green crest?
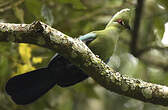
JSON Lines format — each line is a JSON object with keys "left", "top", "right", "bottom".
{"left": 106, "top": 8, "right": 135, "bottom": 30}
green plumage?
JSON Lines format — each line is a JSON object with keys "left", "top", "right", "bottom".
{"left": 80, "top": 8, "right": 132, "bottom": 61}
{"left": 88, "top": 26, "right": 122, "bottom": 61}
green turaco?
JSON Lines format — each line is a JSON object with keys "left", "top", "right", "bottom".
{"left": 6, "top": 8, "right": 132, "bottom": 105}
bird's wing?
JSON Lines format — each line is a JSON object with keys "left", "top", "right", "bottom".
{"left": 48, "top": 54, "right": 88, "bottom": 87}
{"left": 79, "top": 32, "right": 97, "bottom": 45}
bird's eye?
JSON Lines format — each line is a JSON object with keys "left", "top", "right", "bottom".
{"left": 116, "top": 19, "right": 124, "bottom": 25}
{"left": 116, "top": 19, "right": 130, "bottom": 30}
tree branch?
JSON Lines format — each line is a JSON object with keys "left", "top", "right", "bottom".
{"left": 130, "top": 0, "right": 144, "bottom": 57}
{"left": 1, "top": 21, "right": 168, "bottom": 106}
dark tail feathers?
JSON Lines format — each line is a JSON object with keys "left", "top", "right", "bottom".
{"left": 5, "top": 68, "right": 56, "bottom": 105}
{"left": 6, "top": 55, "right": 88, "bottom": 105}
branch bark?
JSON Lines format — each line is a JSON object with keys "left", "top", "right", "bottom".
{"left": 1, "top": 21, "right": 168, "bottom": 106}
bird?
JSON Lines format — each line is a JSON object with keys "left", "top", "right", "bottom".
{"left": 5, "top": 8, "right": 132, "bottom": 105}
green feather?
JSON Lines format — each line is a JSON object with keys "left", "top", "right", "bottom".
{"left": 80, "top": 8, "right": 133, "bottom": 61}
{"left": 88, "top": 26, "right": 121, "bottom": 61}
{"left": 106, "top": 8, "right": 134, "bottom": 29}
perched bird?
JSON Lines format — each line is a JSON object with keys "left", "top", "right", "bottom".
{"left": 6, "top": 8, "right": 132, "bottom": 105}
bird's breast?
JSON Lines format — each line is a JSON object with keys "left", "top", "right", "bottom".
{"left": 88, "top": 35, "right": 115, "bottom": 61}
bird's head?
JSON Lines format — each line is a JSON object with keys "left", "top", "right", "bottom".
{"left": 105, "top": 8, "right": 134, "bottom": 30}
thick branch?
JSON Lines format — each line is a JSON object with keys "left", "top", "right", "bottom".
{"left": 0, "top": 21, "right": 168, "bottom": 106}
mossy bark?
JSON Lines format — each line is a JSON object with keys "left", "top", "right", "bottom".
{"left": 1, "top": 21, "right": 168, "bottom": 106}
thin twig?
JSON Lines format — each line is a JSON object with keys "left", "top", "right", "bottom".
{"left": 0, "top": 0, "right": 24, "bottom": 13}
{"left": 130, "top": 0, "right": 144, "bottom": 57}
{"left": 0, "top": 1, "right": 11, "bottom": 8}
{"left": 70, "top": 5, "right": 127, "bottom": 23}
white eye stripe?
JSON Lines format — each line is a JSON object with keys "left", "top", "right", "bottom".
{"left": 111, "top": 8, "right": 130, "bottom": 21}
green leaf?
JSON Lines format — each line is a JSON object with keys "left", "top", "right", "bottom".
{"left": 13, "top": 7, "right": 24, "bottom": 23}
{"left": 157, "top": 0, "right": 168, "bottom": 10}
{"left": 154, "top": 16, "right": 166, "bottom": 39}
{"left": 58, "top": 0, "right": 86, "bottom": 9}
{"left": 25, "top": 0, "right": 42, "bottom": 18}
{"left": 73, "top": 82, "right": 100, "bottom": 99}
{"left": 41, "top": 5, "right": 54, "bottom": 26}
{"left": 0, "top": 56, "right": 8, "bottom": 77}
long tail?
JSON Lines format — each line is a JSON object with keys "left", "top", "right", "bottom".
{"left": 5, "top": 68, "right": 56, "bottom": 105}
{"left": 6, "top": 55, "right": 88, "bottom": 105}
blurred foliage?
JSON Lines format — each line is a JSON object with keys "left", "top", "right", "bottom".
{"left": 0, "top": 0, "right": 168, "bottom": 110}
